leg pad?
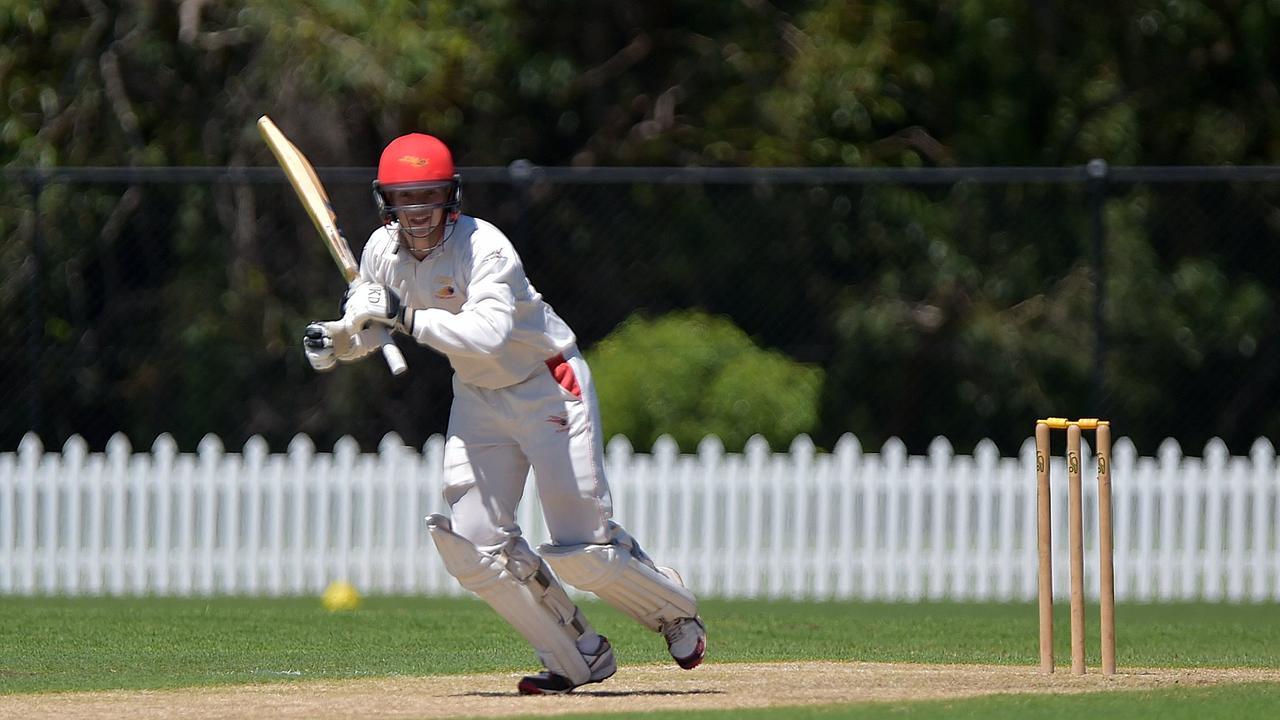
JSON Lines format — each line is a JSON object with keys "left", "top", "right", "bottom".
{"left": 541, "top": 539, "right": 698, "bottom": 632}
{"left": 427, "top": 514, "right": 602, "bottom": 684}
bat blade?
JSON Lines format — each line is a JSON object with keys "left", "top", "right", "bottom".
{"left": 256, "top": 116, "right": 359, "bottom": 280}
{"left": 258, "top": 115, "right": 407, "bottom": 375}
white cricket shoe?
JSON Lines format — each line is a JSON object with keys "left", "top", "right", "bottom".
{"left": 657, "top": 566, "right": 707, "bottom": 670}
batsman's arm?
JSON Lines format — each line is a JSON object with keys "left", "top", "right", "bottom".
{"left": 401, "top": 238, "right": 519, "bottom": 357}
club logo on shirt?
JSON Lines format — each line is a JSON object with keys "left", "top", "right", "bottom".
{"left": 433, "top": 275, "right": 456, "bottom": 299}
{"left": 479, "top": 248, "right": 505, "bottom": 266}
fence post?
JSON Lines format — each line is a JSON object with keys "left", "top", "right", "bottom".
{"left": 1087, "top": 159, "right": 1109, "bottom": 417}
{"left": 26, "top": 178, "right": 44, "bottom": 437}
{"left": 508, "top": 159, "right": 535, "bottom": 248}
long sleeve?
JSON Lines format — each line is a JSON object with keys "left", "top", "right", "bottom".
{"left": 375, "top": 216, "right": 575, "bottom": 389}
{"left": 407, "top": 246, "right": 520, "bottom": 357}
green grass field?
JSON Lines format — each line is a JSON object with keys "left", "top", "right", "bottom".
{"left": 3, "top": 596, "right": 1279, "bottom": 718}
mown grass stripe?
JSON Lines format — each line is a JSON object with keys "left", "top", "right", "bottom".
{"left": 1, "top": 597, "right": 1278, "bottom": 694}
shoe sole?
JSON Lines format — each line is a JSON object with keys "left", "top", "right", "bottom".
{"left": 517, "top": 678, "right": 572, "bottom": 695}
{"left": 517, "top": 666, "right": 617, "bottom": 695}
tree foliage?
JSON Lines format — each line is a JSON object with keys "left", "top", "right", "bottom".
{"left": 8, "top": 2, "right": 1280, "bottom": 169}
{"left": 3, "top": 2, "right": 1280, "bottom": 452}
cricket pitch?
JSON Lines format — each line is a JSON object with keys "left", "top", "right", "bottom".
{"left": 7, "top": 661, "right": 1280, "bottom": 719}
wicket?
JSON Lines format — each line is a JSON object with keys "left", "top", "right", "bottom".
{"left": 1035, "top": 417, "right": 1116, "bottom": 676}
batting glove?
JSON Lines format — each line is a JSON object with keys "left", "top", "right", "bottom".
{"left": 302, "top": 320, "right": 383, "bottom": 371}
{"left": 342, "top": 281, "right": 408, "bottom": 332}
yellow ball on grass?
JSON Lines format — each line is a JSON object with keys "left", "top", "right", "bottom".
{"left": 321, "top": 581, "right": 361, "bottom": 612}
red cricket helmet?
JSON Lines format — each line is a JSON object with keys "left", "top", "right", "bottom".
{"left": 371, "top": 133, "right": 462, "bottom": 225}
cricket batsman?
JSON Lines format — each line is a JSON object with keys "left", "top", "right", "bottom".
{"left": 301, "top": 132, "right": 706, "bottom": 694}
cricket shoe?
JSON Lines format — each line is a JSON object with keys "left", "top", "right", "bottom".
{"left": 657, "top": 566, "right": 707, "bottom": 670}
{"left": 517, "top": 636, "right": 616, "bottom": 695}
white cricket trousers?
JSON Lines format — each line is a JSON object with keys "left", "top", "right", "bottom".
{"left": 442, "top": 346, "right": 614, "bottom": 552}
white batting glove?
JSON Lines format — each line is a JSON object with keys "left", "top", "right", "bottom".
{"left": 303, "top": 321, "right": 339, "bottom": 371}
{"left": 302, "top": 320, "right": 383, "bottom": 372}
{"left": 342, "top": 281, "right": 407, "bottom": 332}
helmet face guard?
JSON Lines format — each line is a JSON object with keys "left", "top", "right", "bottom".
{"left": 372, "top": 178, "right": 463, "bottom": 234}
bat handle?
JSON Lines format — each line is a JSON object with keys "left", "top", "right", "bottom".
{"left": 375, "top": 328, "right": 408, "bottom": 375}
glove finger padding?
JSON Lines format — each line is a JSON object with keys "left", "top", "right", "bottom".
{"left": 303, "top": 322, "right": 337, "bottom": 371}
{"left": 303, "top": 323, "right": 331, "bottom": 349}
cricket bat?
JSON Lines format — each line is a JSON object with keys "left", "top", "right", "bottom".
{"left": 257, "top": 115, "right": 407, "bottom": 376}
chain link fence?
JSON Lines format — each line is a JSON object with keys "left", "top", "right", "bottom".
{"left": 3, "top": 165, "right": 1279, "bottom": 455}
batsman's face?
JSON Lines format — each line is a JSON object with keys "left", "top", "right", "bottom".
{"left": 388, "top": 186, "right": 449, "bottom": 256}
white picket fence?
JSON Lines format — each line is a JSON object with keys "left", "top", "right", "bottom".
{"left": 1, "top": 431, "right": 1278, "bottom": 601}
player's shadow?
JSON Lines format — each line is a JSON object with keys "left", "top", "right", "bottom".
{"left": 458, "top": 689, "right": 723, "bottom": 698}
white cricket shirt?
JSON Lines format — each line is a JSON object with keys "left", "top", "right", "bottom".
{"left": 358, "top": 216, "right": 576, "bottom": 389}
